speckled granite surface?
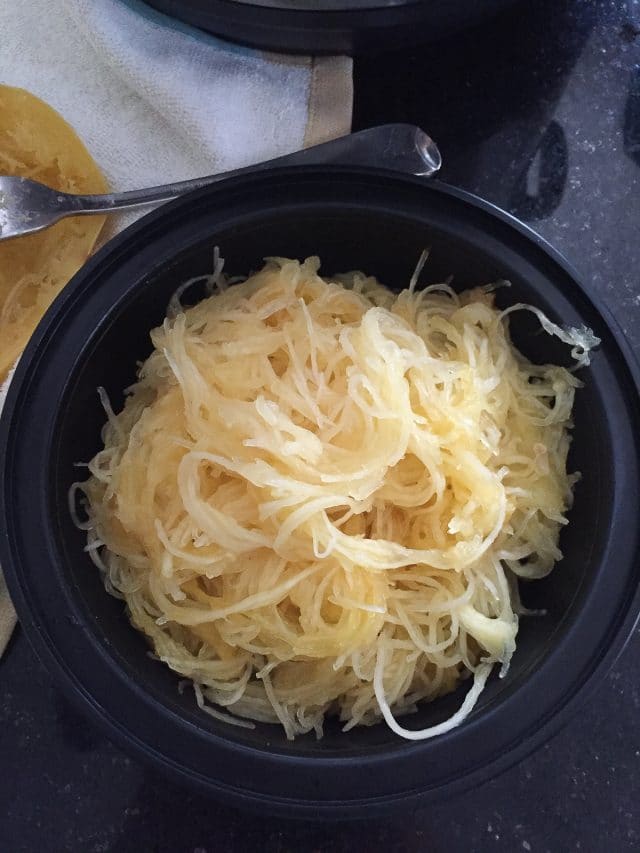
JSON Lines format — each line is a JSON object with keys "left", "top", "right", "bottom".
{"left": 2, "top": 1, "right": 640, "bottom": 850}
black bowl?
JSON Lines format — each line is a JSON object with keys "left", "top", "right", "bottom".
{"left": 2, "top": 167, "right": 640, "bottom": 818}
{"left": 141, "top": 0, "right": 521, "bottom": 55}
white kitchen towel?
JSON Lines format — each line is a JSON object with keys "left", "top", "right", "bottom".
{"left": 0, "top": 0, "right": 353, "bottom": 655}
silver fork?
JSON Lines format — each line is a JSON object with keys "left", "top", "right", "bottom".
{"left": 0, "top": 124, "right": 441, "bottom": 242}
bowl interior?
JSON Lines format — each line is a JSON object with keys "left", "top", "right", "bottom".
{"left": 52, "top": 200, "right": 614, "bottom": 757}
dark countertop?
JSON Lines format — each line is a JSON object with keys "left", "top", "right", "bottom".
{"left": 2, "top": 1, "right": 640, "bottom": 850}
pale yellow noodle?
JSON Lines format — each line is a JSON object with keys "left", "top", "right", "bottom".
{"left": 76, "top": 256, "right": 596, "bottom": 739}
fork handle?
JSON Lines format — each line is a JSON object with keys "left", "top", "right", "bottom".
{"left": 66, "top": 124, "right": 441, "bottom": 215}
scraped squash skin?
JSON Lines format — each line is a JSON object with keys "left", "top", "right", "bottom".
{"left": 0, "top": 86, "right": 107, "bottom": 382}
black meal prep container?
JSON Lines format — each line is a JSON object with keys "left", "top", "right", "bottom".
{"left": 140, "top": 0, "right": 521, "bottom": 54}
{"left": 1, "top": 167, "right": 640, "bottom": 818}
